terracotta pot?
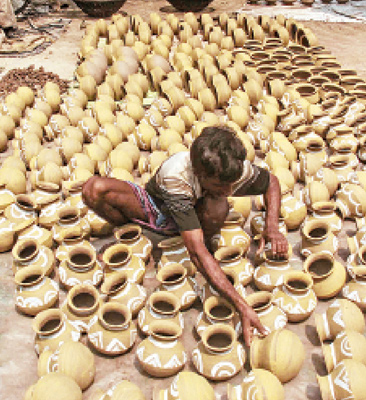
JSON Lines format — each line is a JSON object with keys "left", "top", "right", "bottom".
{"left": 33, "top": 308, "right": 81, "bottom": 355}
{"left": 245, "top": 291, "right": 287, "bottom": 334}
{"left": 192, "top": 323, "right": 245, "bottom": 381}
{"left": 136, "top": 320, "right": 186, "bottom": 377}
{"left": 37, "top": 341, "right": 95, "bottom": 390}
{"left": 301, "top": 220, "right": 338, "bottom": 257}
{"left": 317, "top": 360, "right": 366, "bottom": 400}
{"left": 272, "top": 271, "right": 317, "bottom": 322}
{"left": 88, "top": 302, "right": 137, "bottom": 355}
{"left": 228, "top": 368, "right": 285, "bottom": 400}
{"left": 315, "top": 299, "right": 365, "bottom": 342}
{"left": 250, "top": 329, "right": 305, "bottom": 383}
{"left": 61, "top": 284, "right": 102, "bottom": 333}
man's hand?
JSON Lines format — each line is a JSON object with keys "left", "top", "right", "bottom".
{"left": 257, "top": 227, "right": 289, "bottom": 258}
{"left": 240, "top": 303, "right": 268, "bottom": 346}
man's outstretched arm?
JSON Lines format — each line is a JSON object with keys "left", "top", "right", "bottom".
{"left": 181, "top": 228, "right": 267, "bottom": 346}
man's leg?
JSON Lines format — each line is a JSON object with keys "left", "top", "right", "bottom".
{"left": 82, "top": 176, "right": 148, "bottom": 226}
{"left": 195, "top": 196, "right": 229, "bottom": 251}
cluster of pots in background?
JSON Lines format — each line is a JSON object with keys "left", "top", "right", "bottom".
{"left": 0, "top": 9, "right": 366, "bottom": 400}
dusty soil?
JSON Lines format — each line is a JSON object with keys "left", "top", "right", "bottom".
{"left": 0, "top": 1, "right": 366, "bottom": 400}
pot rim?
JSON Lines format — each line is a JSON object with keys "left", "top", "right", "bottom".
{"left": 201, "top": 323, "right": 236, "bottom": 353}
{"left": 12, "top": 238, "right": 39, "bottom": 263}
{"left": 98, "top": 301, "right": 131, "bottom": 331}
{"left": 303, "top": 252, "right": 334, "bottom": 279}
{"left": 148, "top": 319, "right": 182, "bottom": 340}
{"left": 14, "top": 265, "right": 45, "bottom": 287}
{"left": 284, "top": 270, "right": 313, "bottom": 293}
{"left": 156, "top": 263, "right": 187, "bottom": 285}
{"left": 204, "top": 296, "right": 235, "bottom": 322}
{"left": 102, "top": 243, "right": 132, "bottom": 267}
{"left": 67, "top": 245, "right": 96, "bottom": 272}
{"left": 149, "top": 291, "right": 181, "bottom": 315}
{"left": 101, "top": 270, "right": 128, "bottom": 296}
{"left": 32, "top": 308, "right": 64, "bottom": 336}
{"left": 68, "top": 284, "right": 100, "bottom": 316}
{"left": 114, "top": 223, "right": 142, "bottom": 243}
{"left": 214, "top": 245, "right": 243, "bottom": 263}
{"left": 245, "top": 291, "right": 273, "bottom": 312}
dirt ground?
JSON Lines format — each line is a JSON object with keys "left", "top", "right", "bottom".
{"left": 1, "top": 1, "right": 366, "bottom": 399}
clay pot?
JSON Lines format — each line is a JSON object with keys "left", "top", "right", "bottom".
{"left": 136, "top": 320, "right": 186, "bottom": 377}
{"left": 254, "top": 251, "right": 293, "bottom": 291}
{"left": 228, "top": 369, "right": 285, "bottom": 400}
{"left": 336, "top": 183, "right": 366, "bottom": 220}
{"left": 61, "top": 284, "right": 102, "bottom": 333}
{"left": 329, "top": 155, "right": 357, "bottom": 183}
{"left": 192, "top": 323, "right": 245, "bottom": 381}
{"left": 158, "top": 236, "right": 196, "bottom": 276}
{"left": 211, "top": 211, "right": 251, "bottom": 254}
{"left": 317, "top": 360, "right": 366, "bottom": 400}
{"left": 322, "top": 330, "right": 366, "bottom": 374}
{"left": 342, "top": 266, "right": 366, "bottom": 311}
{"left": 101, "top": 270, "right": 147, "bottom": 317}
{"left": 246, "top": 291, "right": 287, "bottom": 334}
{"left": 102, "top": 243, "right": 145, "bottom": 283}
{"left": 14, "top": 266, "right": 58, "bottom": 316}
{"left": 156, "top": 263, "right": 197, "bottom": 310}
{"left": 33, "top": 308, "right": 81, "bottom": 355}
{"left": 25, "top": 372, "right": 82, "bottom": 400}
{"left": 306, "top": 201, "right": 342, "bottom": 234}
{"left": 315, "top": 299, "right": 365, "bottom": 342}
{"left": 38, "top": 341, "right": 95, "bottom": 390}
{"left": 297, "top": 181, "right": 330, "bottom": 209}
{"left": 58, "top": 244, "right": 103, "bottom": 291}
{"left": 4, "top": 194, "right": 37, "bottom": 227}
{"left": 195, "top": 296, "right": 240, "bottom": 338}
{"left": 301, "top": 220, "right": 338, "bottom": 257}
{"left": 137, "top": 291, "right": 183, "bottom": 335}
{"left": 250, "top": 329, "right": 305, "bottom": 383}
{"left": 272, "top": 271, "right": 317, "bottom": 322}
{"left": 88, "top": 302, "right": 137, "bottom": 355}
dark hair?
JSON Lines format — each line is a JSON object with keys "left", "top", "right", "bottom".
{"left": 190, "top": 125, "right": 246, "bottom": 183}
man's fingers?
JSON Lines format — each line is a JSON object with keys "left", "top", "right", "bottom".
{"left": 242, "top": 319, "right": 252, "bottom": 347}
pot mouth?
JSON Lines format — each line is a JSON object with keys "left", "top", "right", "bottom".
{"left": 303, "top": 220, "right": 330, "bottom": 240}
{"left": 58, "top": 206, "right": 80, "bottom": 224}
{"left": 67, "top": 246, "right": 96, "bottom": 271}
{"left": 68, "top": 284, "right": 99, "bottom": 316}
{"left": 304, "top": 253, "right": 334, "bottom": 279}
{"left": 157, "top": 263, "right": 186, "bottom": 285}
{"left": 16, "top": 194, "right": 36, "bottom": 211}
{"left": 202, "top": 323, "right": 235, "bottom": 353}
{"left": 311, "top": 201, "right": 336, "bottom": 213}
{"left": 149, "top": 320, "right": 182, "bottom": 340}
{"left": 99, "top": 302, "right": 130, "bottom": 331}
{"left": 102, "top": 243, "right": 131, "bottom": 267}
{"left": 101, "top": 271, "right": 128, "bottom": 295}
{"left": 353, "top": 266, "right": 366, "bottom": 280}
{"left": 214, "top": 245, "right": 243, "bottom": 263}
{"left": 358, "top": 245, "right": 366, "bottom": 264}
{"left": 35, "top": 181, "right": 60, "bottom": 193}
{"left": 245, "top": 291, "right": 273, "bottom": 311}
{"left": 284, "top": 271, "right": 313, "bottom": 292}
{"left": 224, "top": 211, "right": 244, "bottom": 225}
{"left": 13, "top": 239, "right": 39, "bottom": 262}
{"left": 157, "top": 236, "right": 184, "bottom": 249}
{"left": 33, "top": 309, "right": 64, "bottom": 335}
{"left": 114, "top": 224, "right": 141, "bottom": 243}
{"left": 14, "top": 265, "right": 44, "bottom": 286}
{"left": 204, "top": 296, "right": 234, "bottom": 321}
{"left": 149, "top": 291, "right": 181, "bottom": 315}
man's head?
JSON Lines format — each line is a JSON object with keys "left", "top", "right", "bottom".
{"left": 190, "top": 125, "right": 246, "bottom": 196}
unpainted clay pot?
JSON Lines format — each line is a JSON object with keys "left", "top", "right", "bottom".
{"left": 315, "top": 299, "right": 365, "bottom": 342}
{"left": 250, "top": 329, "right": 305, "bottom": 383}
{"left": 227, "top": 368, "right": 285, "bottom": 400}
{"left": 104, "top": 380, "right": 146, "bottom": 400}
{"left": 37, "top": 341, "right": 95, "bottom": 390}
{"left": 303, "top": 252, "right": 346, "bottom": 299}
{"left": 88, "top": 302, "right": 137, "bottom": 356}
{"left": 317, "top": 360, "right": 366, "bottom": 400}
{"left": 192, "top": 323, "right": 245, "bottom": 381}
{"left": 136, "top": 320, "right": 186, "bottom": 378}
{"left": 322, "top": 330, "right": 366, "bottom": 373}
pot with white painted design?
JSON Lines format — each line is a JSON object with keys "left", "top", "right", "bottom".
{"left": 14, "top": 265, "right": 59, "bottom": 316}
{"left": 58, "top": 245, "right": 103, "bottom": 291}
{"left": 304, "top": 253, "right": 346, "bottom": 299}
{"left": 301, "top": 220, "right": 338, "bottom": 257}
{"left": 250, "top": 329, "right": 305, "bottom": 383}
{"left": 156, "top": 263, "right": 197, "bottom": 310}
{"left": 342, "top": 266, "right": 366, "bottom": 311}
{"left": 12, "top": 239, "right": 55, "bottom": 276}
{"left": 114, "top": 223, "right": 152, "bottom": 262}
{"left": 246, "top": 291, "right": 287, "bottom": 334}
{"left": 347, "top": 226, "right": 366, "bottom": 255}
{"left": 280, "top": 191, "right": 307, "bottom": 231}
{"left": 0, "top": 183, "right": 16, "bottom": 211}
{"left": 63, "top": 182, "right": 89, "bottom": 216}
{"left": 192, "top": 323, "right": 245, "bottom": 381}
{"left": 33, "top": 308, "right": 81, "bottom": 355}
{"left": 37, "top": 341, "right": 95, "bottom": 390}
{"left": 321, "top": 330, "right": 366, "bottom": 373}
{"left": 214, "top": 245, "right": 254, "bottom": 288}
{"left": 306, "top": 201, "right": 342, "bottom": 235}
{"left": 55, "top": 232, "right": 95, "bottom": 262}
{"left": 61, "top": 284, "right": 102, "bottom": 333}
{"left": 254, "top": 251, "right": 293, "bottom": 291}
{"left": 101, "top": 270, "right": 146, "bottom": 317}
{"left": 317, "top": 359, "right": 366, "bottom": 400}
{"left": 136, "top": 320, "right": 186, "bottom": 377}
{"left": 250, "top": 213, "right": 288, "bottom": 240}
{"left": 88, "top": 302, "right": 137, "bottom": 356}
{"left": 157, "top": 236, "right": 196, "bottom": 276}
{"left": 335, "top": 183, "right": 366, "bottom": 220}
{"left": 103, "top": 380, "right": 146, "bottom": 400}
{"left": 227, "top": 368, "right": 285, "bottom": 400}
{"left": 315, "top": 299, "right": 365, "bottom": 342}
{"left": 211, "top": 211, "right": 251, "bottom": 254}
{"left": 195, "top": 296, "right": 240, "bottom": 338}
{"left": 85, "top": 209, "right": 113, "bottom": 237}
{"left": 137, "top": 291, "right": 183, "bottom": 335}
{"left": 4, "top": 194, "right": 38, "bottom": 227}
{"left": 102, "top": 243, "right": 146, "bottom": 284}
{"left": 272, "top": 271, "right": 317, "bottom": 322}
